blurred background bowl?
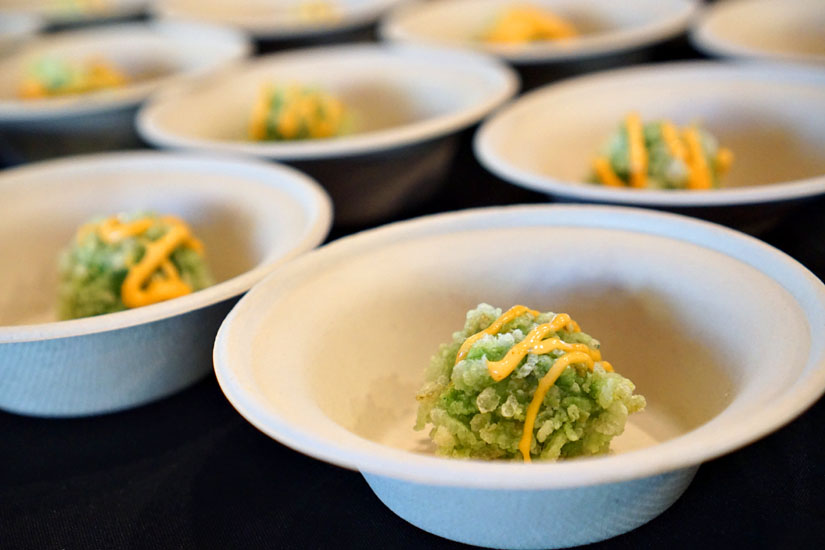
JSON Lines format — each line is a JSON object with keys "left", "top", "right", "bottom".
{"left": 0, "top": 11, "right": 42, "bottom": 56}
{"left": 474, "top": 61, "right": 825, "bottom": 233}
{"left": 0, "top": 151, "right": 332, "bottom": 417}
{"left": 0, "top": 0, "right": 148, "bottom": 29}
{"left": 380, "top": 0, "right": 698, "bottom": 90}
{"left": 691, "top": 0, "right": 825, "bottom": 65}
{"left": 154, "top": 0, "right": 408, "bottom": 52}
{"left": 137, "top": 43, "right": 518, "bottom": 226}
{"left": 0, "top": 20, "right": 251, "bottom": 164}
{"left": 213, "top": 204, "right": 825, "bottom": 549}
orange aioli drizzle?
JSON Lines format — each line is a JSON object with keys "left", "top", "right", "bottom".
{"left": 684, "top": 126, "right": 712, "bottom": 190}
{"left": 715, "top": 147, "right": 734, "bottom": 175}
{"left": 593, "top": 157, "right": 624, "bottom": 187}
{"left": 625, "top": 112, "right": 648, "bottom": 188}
{"left": 455, "top": 305, "right": 539, "bottom": 364}
{"left": 83, "top": 215, "right": 203, "bottom": 309}
{"left": 485, "top": 314, "right": 583, "bottom": 381}
{"left": 455, "top": 306, "right": 611, "bottom": 462}
{"left": 661, "top": 121, "right": 688, "bottom": 162}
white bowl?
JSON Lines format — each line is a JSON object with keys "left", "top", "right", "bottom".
{"left": 154, "top": 0, "right": 406, "bottom": 41}
{"left": 475, "top": 61, "right": 825, "bottom": 233}
{"left": 214, "top": 204, "right": 825, "bottom": 548}
{"left": 0, "top": 0, "right": 147, "bottom": 26}
{"left": 0, "top": 11, "right": 42, "bottom": 56}
{"left": 0, "top": 20, "right": 250, "bottom": 163}
{"left": 380, "top": 0, "right": 697, "bottom": 88}
{"left": 0, "top": 152, "right": 332, "bottom": 417}
{"left": 691, "top": 0, "right": 825, "bottom": 65}
{"left": 137, "top": 43, "right": 518, "bottom": 225}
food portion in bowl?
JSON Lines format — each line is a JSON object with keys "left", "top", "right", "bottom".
{"left": 18, "top": 56, "right": 129, "bottom": 99}
{"left": 248, "top": 83, "right": 352, "bottom": 141}
{"left": 483, "top": 4, "right": 577, "bottom": 44}
{"left": 591, "top": 112, "right": 734, "bottom": 190}
{"left": 416, "top": 304, "right": 645, "bottom": 462}
{"left": 58, "top": 212, "right": 214, "bottom": 320}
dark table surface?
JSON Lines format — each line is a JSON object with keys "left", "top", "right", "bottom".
{"left": 3, "top": 16, "right": 825, "bottom": 550}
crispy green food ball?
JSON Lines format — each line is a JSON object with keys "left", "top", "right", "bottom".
{"left": 415, "top": 304, "right": 646, "bottom": 461}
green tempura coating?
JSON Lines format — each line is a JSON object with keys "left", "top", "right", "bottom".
{"left": 594, "top": 120, "right": 728, "bottom": 189}
{"left": 415, "top": 304, "right": 646, "bottom": 461}
{"left": 57, "top": 213, "right": 214, "bottom": 320}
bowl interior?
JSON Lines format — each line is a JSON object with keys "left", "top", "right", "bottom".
{"left": 0, "top": 22, "right": 247, "bottom": 105}
{"left": 480, "top": 64, "right": 825, "bottom": 190}
{"left": 140, "top": 45, "right": 514, "bottom": 153}
{"left": 0, "top": 155, "right": 323, "bottom": 327}
{"left": 695, "top": 0, "right": 825, "bottom": 62}
{"left": 218, "top": 208, "right": 818, "bottom": 484}
{"left": 384, "top": 0, "right": 693, "bottom": 59}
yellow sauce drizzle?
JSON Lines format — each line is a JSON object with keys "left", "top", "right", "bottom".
{"left": 486, "top": 5, "right": 577, "bottom": 43}
{"left": 661, "top": 121, "right": 688, "bottom": 162}
{"left": 594, "top": 115, "right": 733, "bottom": 190}
{"left": 715, "top": 147, "right": 734, "bottom": 175}
{"left": 455, "top": 306, "right": 611, "bottom": 462}
{"left": 82, "top": 215, "right": 203, "bottom": 309}
{"left": 625, "top": 112, "right": 648, "bottom": 188}
{"left": 455, "top": 305, "right": 539, "bottom": 364}
{"left": 684, "top": 126, "right": 712, "bottom": 190}
{"left": 593, "top": 157, "right": 624, "bottom": 187}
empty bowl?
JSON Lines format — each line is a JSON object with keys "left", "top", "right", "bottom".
{"left": 213, "top": 204, "right": 825, "bottom": 548}
{"left": 137, "top": 43, "right": 518, "bottom": 225}
{"left": 0, "top": 20, "right": 250, "bottom": 163}
{"left": 691, "top": 0, "right": 825, "bottom": 65}
{"left": 0, "top": 151, "right": 332, "bottom": 417}
{"left": 380, "top": 0, "right": 698, "bottom": 88}
{"left": 474, "top": 61, "right": 825, "bottom": 232}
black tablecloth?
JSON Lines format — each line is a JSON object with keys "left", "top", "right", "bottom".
{"left": 3, "top": 24, "right": 825, "bottom": 550}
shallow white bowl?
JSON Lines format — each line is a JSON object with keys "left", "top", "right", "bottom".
{"left": 381, "top": 0, "right": 697, "bottom": 63}
{"left": 137, "top": 43, "right": 518, "bottom": 224}
{"left": 0, "top": 11, "right": 42, "bottom": 56}
{"left": 475, "top": 61, "right": 825, "bottom": 232}
{"left": 691, "top": 0, "right": 825, "bottom": 65}
{"left": 0, "top": 0, "right": 147, "bottom": 26}
{"left": 214, "top": 204, "right": 825, "bottom": 548}
{"left": 0, "top": 152, "right": 332, "bottom": 417}
{"left": 155, "top": 0, "right": 406, "bottom": 41}
{"left": 0, "top": 20, "right": 250, "bottom": 162}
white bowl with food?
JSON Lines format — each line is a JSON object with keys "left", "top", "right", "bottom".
{"left": 155, "top": 0, "right": 406, "bottom": 42}
{"left": 0, "top": 0, "right": 147, "bottom": 27}
{"left": 380, "top": 0, "right": 698, "bottom": 88}
{"left": 691, "top": 0, "right": 825, "bottom": 65}
{"left": 213, "top": 204, "right": 825, "bottom": 549}
{"left": 0, "top": 11, "right": 42, "bottom": 55}
{"left": 0, "top": 20, "right": 250, "bottom": 163}
{"left": 474, "top": 61, "right": 825, "bottom": 233}
{"left": 137, "top": 43, "right": 518, "bottom": 225}
{"left": 0, "top": 151, "right": 332, "bottom": 417}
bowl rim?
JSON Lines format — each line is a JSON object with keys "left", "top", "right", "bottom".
{"left": 154, "top": 0, "right": 407, "bottom": 40}
{"left": 0, "top": 10, "right": 44, "bottom": 39}
{"left": 0, "top": 19, "right": 252, "bottom": 122}
{"left": 213, "top": 204, "right": 825, "bottom": 489}
{"left": 474, "top": 60, "right": 825, "bottom": 207}
{"left": 379, "top": 0, "right": 700, "bottom": 64}
{"left": 690, "top": 0, "right": 825, "bottom": 65}
{"left": 136, "top": 42, "right": 520, "bottom": 161}
{"left": 0, "top": 150, "right": 333, "bottom": 344}
{"left": 14, "top": 0, "right": 148, "bottom": 25}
